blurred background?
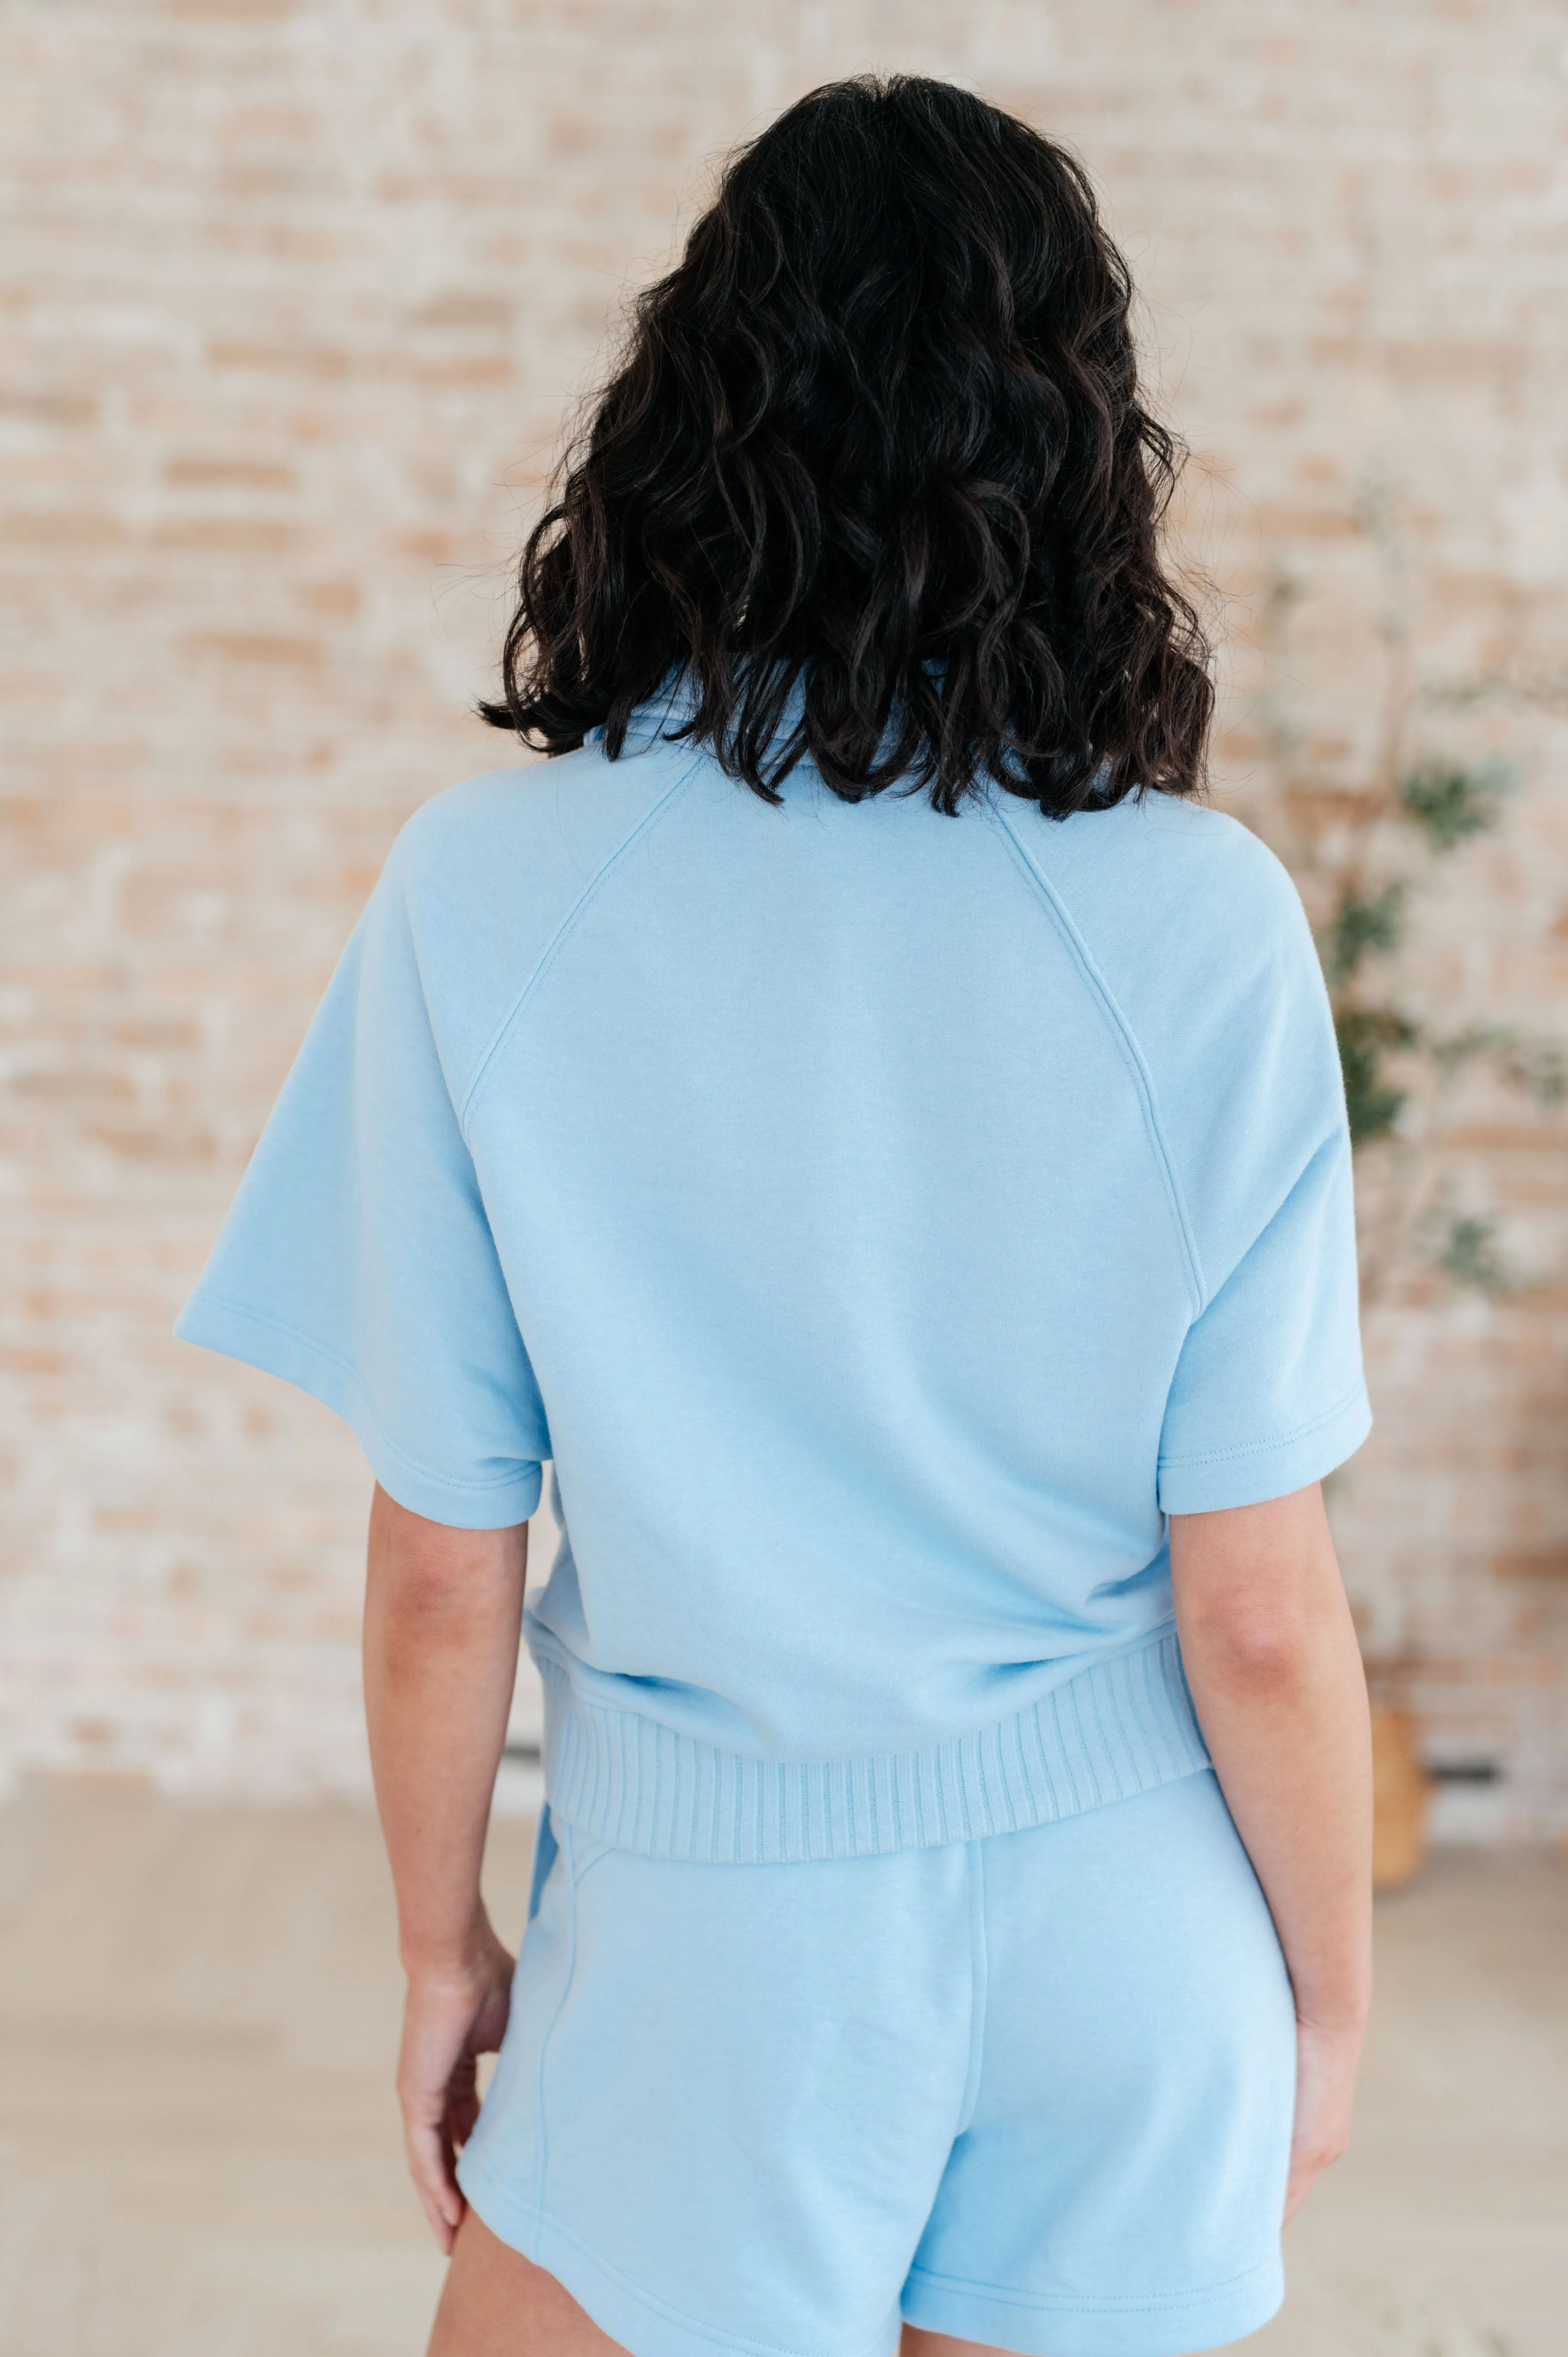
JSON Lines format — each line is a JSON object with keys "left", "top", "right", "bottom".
{"left": 2, "top": 2, "right": 1565, "bottom": 2351}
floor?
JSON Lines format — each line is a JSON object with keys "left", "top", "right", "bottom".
{"left": 0, "top": 1786, "right": 1562, "bottom": 2357}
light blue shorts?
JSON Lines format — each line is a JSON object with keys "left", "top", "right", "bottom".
{"left": 457, "top": 1768, "right": 1295, "bottom": 2357}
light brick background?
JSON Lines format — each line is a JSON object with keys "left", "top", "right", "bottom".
{"left": 3, "top": 0, "right": 1566, "bottom": 1829}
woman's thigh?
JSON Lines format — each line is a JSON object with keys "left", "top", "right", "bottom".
{"left": 429, "top": 2211, "right": 629, "bottom": 2357}
{"left": 429, "top": 2220, "right": 1023, "bottom": 2357}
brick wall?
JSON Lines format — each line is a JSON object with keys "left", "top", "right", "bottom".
{"left": 4, "top": 0, "right": 1566, "bottom": 1829}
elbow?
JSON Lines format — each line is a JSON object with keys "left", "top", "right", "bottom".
{"left": 1172, "top": 1493, "right": 1357, "bottom": 1699}
{"left": 368, "top": 1535, "right": 524, "bottom": 1654}
{"left": 1184, "top": 1608, "right": 1316, "bottom": 1694}
{"left": 382, "top": 1556, "right": 479, "bottom": 1633}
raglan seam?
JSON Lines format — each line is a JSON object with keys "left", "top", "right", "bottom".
{"left": 456, "top": 746, "right": 707, "bottom": 1143}
{"left": 988, "top": 803, "right": 1209, "bottom": 1317}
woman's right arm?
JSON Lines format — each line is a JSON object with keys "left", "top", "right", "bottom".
{"left": 364, "top": 1485, "right": 530, "bottom": 2250}
{"left": 1169, "top": 1480, "right": 1373, "bottom": 2222}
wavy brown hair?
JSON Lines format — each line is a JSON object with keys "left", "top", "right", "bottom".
{"left": 482, "top": 75, "right": 1212, "bottom": 817}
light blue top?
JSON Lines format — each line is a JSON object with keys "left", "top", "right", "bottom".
{"left": 177, "top": 700, "right": 1370, "bottom": 1862}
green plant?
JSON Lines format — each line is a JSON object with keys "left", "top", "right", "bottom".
{"left": 1324, "top": 755, "right": 1562, "bottom": 1126}
{"left": 1254, "top": 484, "right": 1565, "bottom": 1300}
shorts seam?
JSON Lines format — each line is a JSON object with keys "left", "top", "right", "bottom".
{"left": 531, "top": 1823, "right": 584, "bottom": 2222}
{"left": 955, "top": 1837, "right": 988, "bottom": 2136}
{"left": 569, "top": 1841, "right": 616, "bottom": 1889}
{"left": 463, "top": 2179, "right": 893, "bottom": 2357}
{"left": 902, "top": 2250, "right": 1280, "bottom": 2315}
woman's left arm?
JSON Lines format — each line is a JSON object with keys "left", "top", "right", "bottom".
{"left": 363, "top": 1483, "right": 530, "bottom": 2250}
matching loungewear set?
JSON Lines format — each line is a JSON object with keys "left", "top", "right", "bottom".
{"left": 178, "top": 691, "right": 1371, "bottom": 2357}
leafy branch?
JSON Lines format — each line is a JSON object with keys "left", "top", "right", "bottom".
{"left": 1254, "top": 485, "right": 1565, "bottom": 1299}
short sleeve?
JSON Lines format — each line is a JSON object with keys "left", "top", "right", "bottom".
{"left": 175, "top": 843, "right": 548, "bottom": 1528}
{"left": 1155, "top": 866, "right": 1372, "bottom": 1516}
{"left": 1157, "top": 1126, "right": 1370, "bottom": 1513}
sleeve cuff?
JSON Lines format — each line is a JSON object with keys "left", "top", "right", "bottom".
{"left": 174, "top": 1289, "right": 544, "bottom": 1529}
{"left": 1157, "top": 1381, "right": 1372, "bottom": 1515}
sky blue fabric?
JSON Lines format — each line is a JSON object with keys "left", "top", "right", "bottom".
{"left": 457, "top": 1771, "right": 1295, "bottom": 2357}
{"left": 176, "top": 699, "right": 1370, "bottom": 1859}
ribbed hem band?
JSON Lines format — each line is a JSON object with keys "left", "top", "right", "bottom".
{"left": 535, "top": 1628, "right": 1210, "bottom": 1863}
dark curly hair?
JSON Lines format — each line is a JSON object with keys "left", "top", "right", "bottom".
{"left": 481, "top": 74, "right": 1212, "bottom": 816}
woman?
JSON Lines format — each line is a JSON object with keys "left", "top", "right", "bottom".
{"left": 178, "top": 75, "right": 1373, "bottom": 2357}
